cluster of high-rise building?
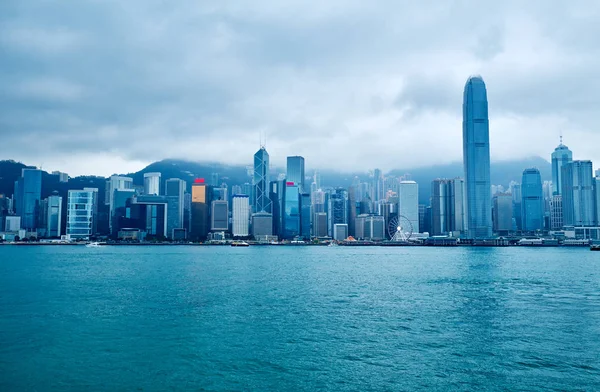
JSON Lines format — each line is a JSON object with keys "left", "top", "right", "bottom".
{"left": 1, "top": 76, "right": 599, "bottom": 242}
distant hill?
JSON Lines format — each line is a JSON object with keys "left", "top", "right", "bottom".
{"left": 1, "top": 156, "right": 551, "bottom": 206}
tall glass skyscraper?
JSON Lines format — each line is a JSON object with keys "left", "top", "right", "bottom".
{"left": 254, "top": 147, "right": 271, "bottom": 213}
{"left": 521, "top": 168, "right": 544, "bottom": 232}
{"left": 286, "top": 156, "right": 305, "bottom": 193}
{"left": 561, "top": 160, "right": 595, "bottom": 227}
{"left": 462, "top": 76, "right": 492, "bottom": 238}
{"left": 16, "top": 169, "right": 42, "bottom": 231}
{"left": 551, "top": 137, "right": 572, "bottom": 196}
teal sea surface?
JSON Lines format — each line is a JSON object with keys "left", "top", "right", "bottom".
{"left": 1, "top": 246, "right": 599, "bottom": 391}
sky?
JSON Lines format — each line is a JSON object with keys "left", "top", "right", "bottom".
{"left": 1, "top": 0, "right": 599, "bottom": 177}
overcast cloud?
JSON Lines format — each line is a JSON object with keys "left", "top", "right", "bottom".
{"left": 1, "top": 0, "right": 599, "bottom": 176}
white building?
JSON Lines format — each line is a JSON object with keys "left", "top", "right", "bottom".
{"left": 232, "top": 195, "right": 250, "bottom": 237}
{"left": 333, "top": 223, "right": 348, "bottom": 241}
{"left": 5, "top": 216, "right": 21, "bottom": 232}
{"left": 144, "top": 172, "right": 161, "bottom": 195}
{"left": 398, "top": 181, "right": 420, "bottom": 234}
{"left": 67, "top": 188, "right": 98, "bottom": 240}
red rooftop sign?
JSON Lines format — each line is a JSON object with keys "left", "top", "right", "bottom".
{"left": 286, "top": 182, "right": 294, "bottom": 186}
{"left": 194, "top": 178, "right": 205, "bottom": 184}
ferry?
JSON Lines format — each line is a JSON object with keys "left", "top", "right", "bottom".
{"left": 231, "top": 241, "right": 249, "bottom": 247}
{"left": 85, "top": 242, "right": 103, "bottom": 248}
{"left": 591, "top": 244, "right": 600, "bottom": 251}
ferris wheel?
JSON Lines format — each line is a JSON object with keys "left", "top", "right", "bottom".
{"left": 387, "top": 215, "right": 414, "bottom": 242}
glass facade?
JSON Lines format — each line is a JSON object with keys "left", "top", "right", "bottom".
{"left": 551, "top": 141, "right": 572, "bottom": 196}
{"left": 67, "top": 189, "right": 97, "bottom": 240}
{"left": 283, "top": 183, "right": 300, "bottom": 239}
{"left": 286, "top": 156, "right": 305, "bottom": 193}
{"left": 46, "top": 195, "right": 62, "bottom": 237}
{"left": 462, "top": 76, "right": 492, "bottom": 238}
{"left": 521, "top": 168, "right": 544, "bottom": 232}
{"left": 300, "top": 193, "right": 311, "bottom": 239}
{"left": 191, "top": 181, "right": 211, "bottom": 241}
{"left": 166, "top": 178, "right": 186, "bottom": 239}
{"left": 19, "top": 169, "right": 42, "bottom": 230}
{"left": 254, "top": 147, "right": 271, "bottom": 213}
{"left": 561, "top": 161, "right": 595, "bottom": 227}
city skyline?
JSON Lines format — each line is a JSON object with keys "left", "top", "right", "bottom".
{"left": 2, "top": 2, "right": 600, "bottom": 176}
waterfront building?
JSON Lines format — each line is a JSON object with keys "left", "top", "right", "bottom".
{"left": 143, "top": 172, "right": 161, "bottom": 195}
{"left": 300, "top": 193, "right": 311, "bottom": 239}
{"left": 510, "top": 182, "right": 522, "bottom": 231}
{"left": 131, "top": 195, "right": 169, "bottom": 238}
{"left": 328, "top": 189, "right": 348, "bottom": 237}
{"left": 251, "top": 212, "right": 273, "bottom": 237}
{"left": 46, "top": 193, "right": 62, "bottom": 237}
{"left": 286, "top": 156, "right": 305, "bottom": 193}
{"left": 232, "top": 195, "right": 250, "bottom": 237}
{"left": 550, "top": 195, "right": 563, "bottom": 230}
{"left": 52, "top": 171, "right": 69, "bottom": 183}
{"left": 463, "top": 75, "right": 492, "bottom": 238}
{"left": 521, "top": 168, "right": 544, "bottom": 232}
{"left": 66, "top": 188, "right": 98, "bottom": 240}
{"left": 561, "top": 161, "right": 595, "bottom": 227}
{"left": 333, "top": 224, "right": 348, "bottom": 241}
{"left": 14, "top": 168, "right": 42, "bottom": 231}
{"left": 106, "top": 175, "right": 133, "bottom": 232}
{"left": 595, "top": 177, "right": 600, "bottom": 226}
{"left": 347, "top": 186, "right": 357, "bottom": 237}
{"left": 430, "top": 178, "right": 466, "bottom": 236}
{"left": 183, "top": 193, "right": 192, "bottom": 234}
{"left": 166, "top": 178, "right": 186, "bottom": 239}
{"left": 5, "top": 216, "right": 21, "bottom": 232}
{"left": 313, "top": 212, "right": 328, "bottom": 237}
{"left": 493, "top": 193, "right": 513, "bottom": 234}
{"left": 398, "top": 181, "right": 420, "bottom": 234}
{"left": 190, "top": 178, "right": 211, "bottom": 241}
{"left": 111, "top": 189, "right": 136, "bottom": 236}
{"left": 363, "top": 215, "right": 386, "bottom": 241}
{"left": 211, "top": 200, "right": 229, "bottom": 232}
{"left": 551, "top": 137, "right": 572, "bottom": 195}
{"left": 283, "top": 182, "right": 300, "bottom": 239}
{"left": 254, "top": 147, "right": 271, "bottom": 213}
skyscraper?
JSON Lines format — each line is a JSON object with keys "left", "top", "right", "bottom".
{"left": 561, "top": 161, "right": 595, "bottom": 227}
{"left": 106, "top": 175, "right": 133, "bottom": 232}
{"left": 430, "top": 178, "right": 466, "bottom": 236}
{"left": 190, "top": 178, "right": 211, "bottom": 241}
{"left": 210, "top": 200, "right": 229, "bottom": 232}
{"left": 551, "top": 137, "right": 572, "bottom": 196}
{"left": 328, "top": 189, "right": 348, "bottom": 237}
{"left": 67, "top": 188, "right": 98, "bottom": 240}
{"left": 46, "top": 193, "right": 62, "bottom": 237}
{"left": 286, "top": 156, "right": 305, "bottom": 193}
{"left": 398, "top": 181, "right": 419, "bottom": 234}
{"left": 144, "top": 172, "right": 161, "bottom": 195}
{"left": 462, "top": 76, "right": 492, "bottom": 238}
{"left": 283, "top": 182, "right": 300, "bottom": 239}
{"left": 521, "top": 168, "right": 544, "bottom": 232}
{"left": 493, "top": 193, "right": 513, "bottom": 234}
{"left": 15, "top": 169, "right": 42, "bottom": 231}
{"left": 254, "top": 147, "right": 271, "bottom": 213}
{"left": 166, "top": 178, "right": 186, "bottom": 239}
{"left": 232, "top": 195, "right": 250, "bottom": 237}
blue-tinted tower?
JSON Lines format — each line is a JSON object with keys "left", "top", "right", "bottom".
{"left": 283, "top": 182, "right": 300, "bottom": 239}
{"left": 463, "top": 76, "right": 492, "bottom": 238}
{"left": 521, "top": 168, "right": 544, "bottom": 232}
{"left": 286, "top": 156, "right": 305, "bottom": 193}
{"left": 254, "top": 147, "right": 271, "bottom": 213}
{"left": 551, "top": 137, "right": 572, "bottom": 196}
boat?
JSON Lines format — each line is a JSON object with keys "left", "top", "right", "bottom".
{"left": 591, "top": 244, "right": 600, "bottom": 251}
{"left": 85, "top": 242, "right": 103, "bottom": 248}
{"left": 231, "top": 241, "right": 249, "bottom": 247}
{"left": 327, "top": 242, "right": 338, "bottom": 247}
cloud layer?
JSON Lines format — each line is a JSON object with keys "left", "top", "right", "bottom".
{"left": 1, "top": 0, "right": 599, "bottom": 176}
